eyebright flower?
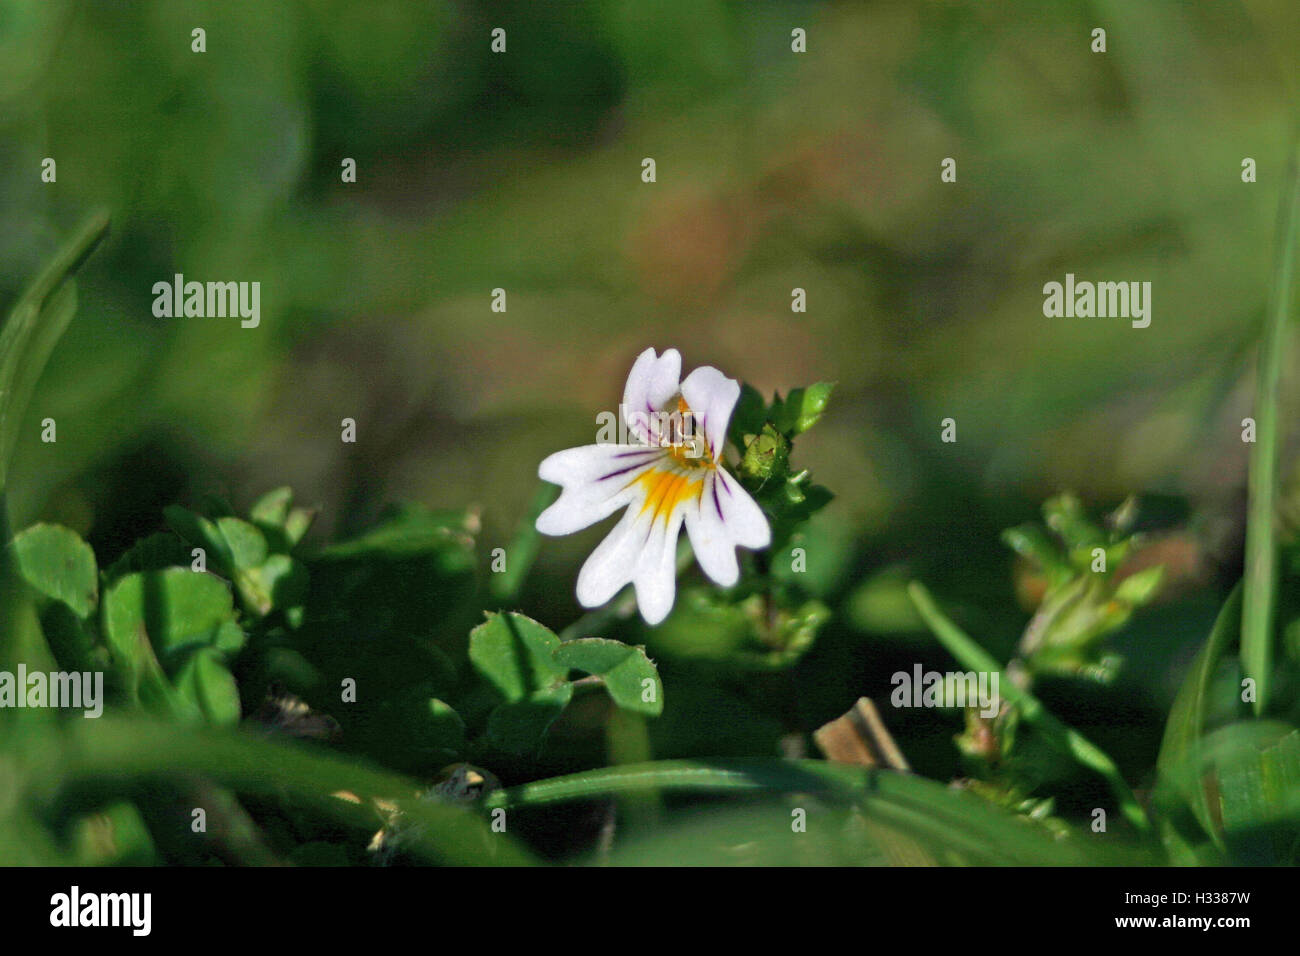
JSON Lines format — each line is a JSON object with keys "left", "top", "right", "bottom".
{"left": 536, "top": 347, "right": 771, "bottom": 625}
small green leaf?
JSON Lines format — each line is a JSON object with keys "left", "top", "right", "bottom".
{"left": 773, "top": 382, "right": 835, "bottom": 435}
{"left": 250, "top": 486, "right": 294, "bottom": 529}
{"left": 1001, "top": 524, "right": 1071, "bottom": 581}
{"left": 554, "top": 638, "right": 663, "bottom": 716}
{"left": 468, "top": 611, "right": 569, "bottom": 702}
{"left": 470, "top": 612, "right": 573, "bottom": 754}
{"left": 1113, "top": 565, "right": 1164, "bottom": 606}
{"left": 103, "top": 569, "right": 238, "bottom": 668}
{"left": 9, "top": 523, "right": 98, "bottom": 618}
{"left": 175, "top": 647, "right": 242, "bottom": 726}
{"left": 164, "top": 506, "right": 233, "bottom": 570}
{"left": 738, "top": 423, "right": 790, "bottom": 484}
{"left": 236, "top": 554, "right": 308, "bottom": 617}
{"left": 214, "top": 517, "right": 269, "bottom": 570}
{"left": 1155, "top": 585, "right": 1243, "bottom": 848}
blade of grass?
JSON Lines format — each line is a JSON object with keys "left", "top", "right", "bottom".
{"left": 1242, "top": 139, "right": 1300, "bottom": 715}
{"left": 0, "top": 210, "right": 110, "bottom": 489}
{"left": 0, "top": 212, "right": 110, "bottom": 672}
{"left": 483, "top": 758, "right": 1152, "bottom": 865}
{"left": 28, "top": 716, "right": 538, "bottom": 866}
{"left": 1155, "top": 584, "right": 1242, "bottom": 849}
{"left": 907, "top": 581, "right": 1151, "bottom": 835}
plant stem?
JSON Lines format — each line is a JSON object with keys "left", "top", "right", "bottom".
{"left": 907, "top": 581, "right": 1152, "bottom": 835}
{"left": 1241, "top": 137, "right": 1300, "bottom": 716}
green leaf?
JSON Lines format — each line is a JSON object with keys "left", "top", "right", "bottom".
{"left": 772, "top": 382, "right": 835, "bottom": 436}
{"left": 236, "top": 553, "right": 308, "bottom": 618}
{"left": 103, "top": 569, "right": 239, "bottom": 667}
{"left": 1001, "top": 523, "right": 1071, "bottom": 582}
{"left": 163, "top": 506, "right": 234, "bottom": 571}
{"left": 314, "top": 504, "right": 475, "bottom": 564}
{"left": 554, "top": 638, "right": 663, "bottom": 716}
{"left": 1241, "top": 140, "right": 1300, "bottom": 714}
{"left": 0, "top": 211, "right": 109, "bottom": 491}
{"left": 1155, "top": 585, "right": 1243, "bottom": 847}
{"left": 166, "top": 508, "right": 269, "bottom": 575}
{"left": 174, "top": 647, "right": 242, "bottom": 726}
{"left": 469, "top": 612, "right": 569, "bottom": 702}
{"left": 9, "top": 523, "right": 98, "bottom": 618}
{"left": 1113, "top": 565, "right": 1164, "bottom": 606}
{"left": 469, "top": 612, "right": 573, "bottom": 754}
{"left": 249, "top": 487, "right": 316, "bottom": 551}
{"left": 249, "top": 486, "right": 294, "bottom": 529}
{"left": 908, "top": 580, "right": 1151, "bottom": 834}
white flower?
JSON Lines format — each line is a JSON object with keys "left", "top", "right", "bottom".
{"left": 536, "top": 347, "right": 772, "bottom": 625}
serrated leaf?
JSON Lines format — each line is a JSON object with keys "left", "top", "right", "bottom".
{"left": 554, "top": 638, "right": 663, "bottom": 716}
{"left": 468, "top": 612, "right": 569, "bottom": 702}
{"left": 9, "top": 523, "right": 97, "bottom": 618}
{"left": 470, "top": 612, "right": 573, "bottom": 755}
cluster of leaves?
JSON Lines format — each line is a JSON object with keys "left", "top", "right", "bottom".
{"left": 4, "top": 489, "right": 671, "bottom": 865}
{"left": 1002, "top": 493, "right": 1164, "bottom": 683}
{"left": 911, "top": 490, "right": 1300, "bottom": 864}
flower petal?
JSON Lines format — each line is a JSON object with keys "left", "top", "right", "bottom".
{"left": 714, "top": 468, "right": 771, "bottom": 549}
{"left": 684, "top": 471, "right": 740, "bottom": 587}
{"left": 622, "top": 347, "right": 681, "bottom": 444}
{"left": 679, "top": 365, "right": 740, "bottom": 460}
{"left": 536, "top": 444, "right": 663, "bottom": 536}
{"left": 575, "top": 506, "right": 646, "bottom": 608}
{"left": 633, "top": 492, "right": 689, "bottom": 625}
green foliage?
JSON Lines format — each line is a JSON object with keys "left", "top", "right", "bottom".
{"left": 554, "top": 638, "right": 663, "bottom": 716}
{"left": 1002, "top": 494, "right": 1165, "bottom": 682}
{"left": 469, "top": 612, "right": 665, "bottom": 753}
{"left": 4, "top": 6, "right": 1300, "bottom": 868}
{"left": 9, "top": 523, "right": 98, "bottom": 619}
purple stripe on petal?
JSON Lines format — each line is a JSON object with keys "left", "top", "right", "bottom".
{"left": 711, "top": 474, "right": 724, "bottom": 521}
{"left": 718, "top": 470, "right": 735, "bottom": 497}
{"left": 597, "top": 461, "right": 650, "bottom": 482}
{"left": 613, "top": 448, "right": 660, "bottom": 459}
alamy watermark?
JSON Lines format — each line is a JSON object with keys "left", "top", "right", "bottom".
{"left": 1043, "top": 273, "right": 1151, "bottom": 328}
{"left": 152, "top": 273, "right": 260, "bottom": 328}
{"left": 890, "top": 664, "right": 999, "bottom": 718}
{"left": 0, "top": 665, "right": 103, "bottom": 718}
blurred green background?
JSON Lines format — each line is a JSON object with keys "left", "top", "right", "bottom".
{"left": 2, "top": 0, "right": 1298, "bottom": 853}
